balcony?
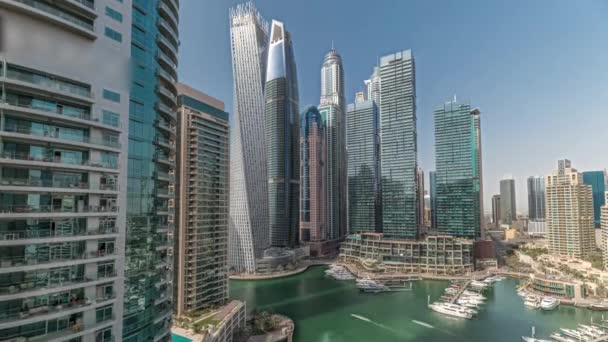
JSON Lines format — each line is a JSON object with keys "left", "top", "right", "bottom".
{"left": 0, "top": 151, "right": 119, "bottom": 172}
{"left": 0, "top": 204, "right": 118, "bottom": 221}
{"left": 154, "top": 119, "right": 176, "bottom": 136}
{"left": 156, "top": 34, "right": 178, "bottom": 63}
{"left": 0, "top": 225, "right": 117, "bottom": 246}
{"left": 154, "top": 135, "right": 175, "bottom": 150}
{"left": 0, "top": 178, "right": 118, "bottom": 192}
{"left": 155, "top": 171, "right": 175, "bottom": 183}
{"left": 156, "top": 51, "right": 177, "bottom": 74}
{"left": 157, "top": 17, "right": 179, "bottom": 48}
{"left": 0, "top": 248, "right": 116, "bottom": 272}
{"left": 2, "top": 126, "right": 121, "bottom": 150}
{"left": 158, "top": 1, "right": 178, "bottom": 31}
{"left": 0, "top": 0, "right": 96, "bottom": 39}
{"left": 157, "top": 85, "right": 177, "bottom": 106}
{"left": 2, "top": 64, "right": 93, "bottom": 102}
{"left": 156, "top": 68, "right": 176, "bottom": 88}
{"left": 155, "top": 102, "right": 176, "bottom": 122}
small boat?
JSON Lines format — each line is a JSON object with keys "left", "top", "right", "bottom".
{"left": 428, "top": 302, "right": 473, "bottom": 319}
{"left": 521, "top": 326, "right": 552, "bottom": 342}
{"left": 540, "top": 297, "right": 560, "bottom": 311}
{"left": 560, "top": 328, "right": 586, "bottom": 341}
{"left": 589, "top": 303, "right": 608, "bottom": 311}
{"left": 550, "top": 333, "right": 577, "bottom": 342}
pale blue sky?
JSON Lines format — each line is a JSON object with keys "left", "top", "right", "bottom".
{"left": 178, "top": 0, "right": 608, "bottom": 214}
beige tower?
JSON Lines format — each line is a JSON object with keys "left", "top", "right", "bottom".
{"left": 601, "top": 191, "right": 608, "bottom": 270}
{"left": 545, "top": 159, "right": 595, "bottom": 258}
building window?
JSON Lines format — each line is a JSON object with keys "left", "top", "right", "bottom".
{"left": 96, "top": 304, "right": 113, "bottom": 323}
{"left": 103, "top": 89, "right": 121, "bottom": 103}
{"left": 105, "top": 7, "right": 123, "bottom": 22}
{"left": 102, "top": 110, "right": 120, "bottom": 127}
{"left": 104, "top": 27, "right": 122, "bottom": 42}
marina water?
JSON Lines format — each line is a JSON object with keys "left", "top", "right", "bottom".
{"left": 230, "top": 266, "right": 605, "bottom": 342}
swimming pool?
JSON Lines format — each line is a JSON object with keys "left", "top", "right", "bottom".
{"left": 171, "top": 333, "right": 192, "bottom": 342}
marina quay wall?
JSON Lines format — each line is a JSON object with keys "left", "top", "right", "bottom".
{"left": 339, "top": 233, "right": 474, "bottom": 275}
{"left": 527, "top": 274, "right": 586, "bottom": 301}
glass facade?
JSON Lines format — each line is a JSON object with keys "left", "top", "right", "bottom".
{"left": 347, "top": 100, "right": 380, "bottom": 234}
{"left": 429, "top": 171, "right": 437, "bottom": 229}
{"left": 265, "top": 20, "right": 300, "bottom": 248}
{"left": 527, "top": 176, "right": 545, "bottom": 221}
{"left": 123, "top": 0, "right": 178, "bottom": 340}
{"left": 434, "top": 101, "right": 482, "bottom": 239}
{"left": 582, "top": 171, "right": 606, "bottom": 228}
{"left": 500, "top": 179, "right": 517, "bottom": 225}
{"left": 379, "top": 50, "right": 418, "bottom": 239}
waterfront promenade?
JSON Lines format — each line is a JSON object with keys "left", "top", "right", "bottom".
{"left": 229, "top": 260, "right": 333, "bottom": 280}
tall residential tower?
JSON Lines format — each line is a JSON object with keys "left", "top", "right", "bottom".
{"left": 175, "top": 84, "right": 229, "bottom": 315}
{"left": 347, "top": 99, "right": 380, "bottom": 234}
{"left": 499, "top": 178, "right": 517, "bottom": 225}
{"left": 527, "top": 176, "right": 546, "bottom": 220}
{"left": 0, "top": 1, "right": 131, "bottom": 341}
{"left": 319, "top": 48, "right": 347, "bottom": 241}
{"left": 545, "top": 159, "right": 595, "bottom": 258}
{"left": 228, "top": 2, "right": 270, "bottom": 272}
{"left": 582, "top": 171, "right": 606, "bottom": 228}
{"left": 379, "top": 50, "right": 418, "bottom": 239}
{"left": 265, "top": 20, "right": 300, "bottom": 248}
{"left": 434, "top": 101, "right": 483, "bottom": 239}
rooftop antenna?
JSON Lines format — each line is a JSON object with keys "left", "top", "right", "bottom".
{"left": 331, "top": 40, "right": 334, "bottom": 50}
{"left": 453, "top": 94, "right": 457, "bottom": 102}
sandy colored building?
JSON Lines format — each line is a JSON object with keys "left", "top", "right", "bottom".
{"left": 545, "top": 159, "right": 595, "bottom": 259}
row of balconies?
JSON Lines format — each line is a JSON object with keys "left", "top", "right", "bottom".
{"left": 0, "top": 151, "right": 119, "bottom": 171}
{"left": 0, "top": 178, "right": 118, "bottom": 191}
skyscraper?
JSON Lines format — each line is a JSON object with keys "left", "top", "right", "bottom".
{"left": 379, "top": 50, "right": 418, "bottom": 239}
{"left": 0, "top": 2, "right": 130, "bottom": 341}
{"left": 601, "top": 191, "right": 608, "bottom": 270}
{"left": 319, "top": 48, "right": 347, "bottom": 241}
{"left": 124, "top": 0, "right": 179, "bottom": 340}
{"left": 545, "top": 159, "right": 595, "bottom": 259}
{"left": 300, "top": 106, "right": 327, "bottom": 250}
{"left": 416, "top": 167, "right": 425, "bottom": 228}
{"left": 499, "top": 178, "right": 517, "bottom": 225}
{"left": 434, "top": 101, "right": 483, "bottom": 239}
{"left": 228, "top": 2, "right": 270, "bottom": 272}
{"left": 582, "top": 171, "right": 606, "bottom": 228}
{"left": 527, "top": 176, "right": 546, "bottom": 220}
{"left": 265, "top": 20, "right": 300, "bottom": 248}
{"left": 492, "top": 195, "right": 502, "bottom": 227}
{"left": 430, "top": 171, "right": 437, "bottom": 229}
{"left": 175, "top": 84, "right": 229, "bottom": 315}
{"left": 347, "top": 99, "right": 380, "bottom": 234}
{"left": 364, "top": 66, "right": 381, "bottom": 105}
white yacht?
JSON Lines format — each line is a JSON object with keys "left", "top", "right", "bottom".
{"left": 428, "top": 302, "right": 473, "bottom": 319}
{"left": 560, "top": 329, "right": 588, "bottom": 341}
{"left": 539, "top": 297, "right": 559, "bottom": 310}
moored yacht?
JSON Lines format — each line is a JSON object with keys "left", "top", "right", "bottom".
{"left": 539, "top": 297, "right": 559, "bottom": 310}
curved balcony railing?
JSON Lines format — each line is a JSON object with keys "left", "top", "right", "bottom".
{"left": 3, "top": 126, "right": 121, "bottom": 149}
{"left": 158, "top": 1, "right": 178, "bottom": 31}
{"left": 5, "top": 64, "right": 93, "bottom": 99}
{"left": 156, "top": 34, "right": 178, "bottom": 62}
{"left": 11, "top": 0, "right": 94, "bottom": 32}
{"left": 0, "top": 249, "right": 116, "bottom": 269}
{"left": 157, "top": 17, "right": 178, "bottom": 47}
{"left": 0, "top": 152, "right": 119, "bottom": 170}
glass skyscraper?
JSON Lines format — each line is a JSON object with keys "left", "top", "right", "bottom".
{"left": 434, "top": 101, "right": 483, "bottom": 239}
{"left": 430, "top": 171, "right": 437, "bottom": 229}
{"left": 499, "top": 179, "right": 517, "bottom": 225}
{"left": 124, "top": 0, "right": 179, "bottom": 340}
{"left": 527, "top": 176, "right": 546, "bottom": 221}
{"left": 300, "top": 106, "right": 327, "bottom": 244}
{"left": 582, "top": 171, "right": 606, "bottom": 228}
{"left": 379, "top": 50, "right": 418, "bottom": 239}
{"left": 347, "top": 99, "right": 380, "bottom": 234}
{"left": 228, "top": 2, "right": 270, "bottom": 273}
{"left": 265, "top": 20, "right": 300, "bottom": 248}
{"left": 319, "top": 48, "right": 347, "bottom": 242}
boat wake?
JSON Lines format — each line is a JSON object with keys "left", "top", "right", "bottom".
{"left": 350, "top": 314, "right": 401, "bottom": 336}
{"left": 412, "top": 320, "right": 434, "bottom": 329}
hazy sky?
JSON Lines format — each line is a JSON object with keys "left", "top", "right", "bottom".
{"left": 178, "top": 0, "right": 608, "bottom": 214}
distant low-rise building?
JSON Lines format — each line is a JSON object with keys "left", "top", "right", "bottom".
{"left": 340, "top": 233, "right": 474, "bottom": 275}
{"left": 528, "top": 220, "right": 547, "bottom": 236}
{"left": 528, "top": 275, "right": 586, "bottom": 301}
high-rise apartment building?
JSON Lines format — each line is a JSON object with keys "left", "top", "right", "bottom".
{"left": 175, "top": 84, "right": 229, "bottom": 316}
{"left": 499, "top": 178, "right": 517, "bottom": 225}
{"left": 430, "top": 171, "right": 437, "bottom": 229}
{"left": 433, "top": 101, "right": 483, "bottom": 239}
{"left": 527, "top": 176, "right": 546, "bottom": 220}
{"left": 545, "top": 159, "right": 595, "bottom": 259}
{"left": 582, "top": 171, "right": 606, "bottom": 228}
{"left": 124, "top": 0, "right": 179, "bottom": 340}
{"left": 379, "top": 50, "right": 418, "bottom": 239}
{"left": 265, "top": 20, "right": 300, "bottom": 248}
{"left": 347, "top": 99, "right": 380, "bottom": 234}
{"left": 416, "top": 167, "right": 425, "bottom": 229}
{"left": 0, "top": 1, "right": 131, "bottom": 341}
{"left": 300, "top": 106, "right": 327, "bottom": 249}
{"left": 228, "top": 2, "right": 270, "bottom": 273}
{"left": 492, "top": 195, "right": 501, "bottom": 227}
{"left": 601, "top": 191, "right": 608, "bottom": 270}
{"left": 319, "top": 48, "right": 347, "bottom": 241}
{"left": 364, "top": 66, "right": 381, "bottom": 105}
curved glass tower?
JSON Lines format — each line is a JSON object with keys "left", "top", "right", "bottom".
{"left": 123, "top": 0, "right": 179, "bottom": 340}
{"left": 319, "top": 48, "right": 347, "bottom": 241}
{"left": 228, "top": 2, "right": 270, "bottom": 272}
{"left": 265, "top": 20, "right": 300, "bottom": 248}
